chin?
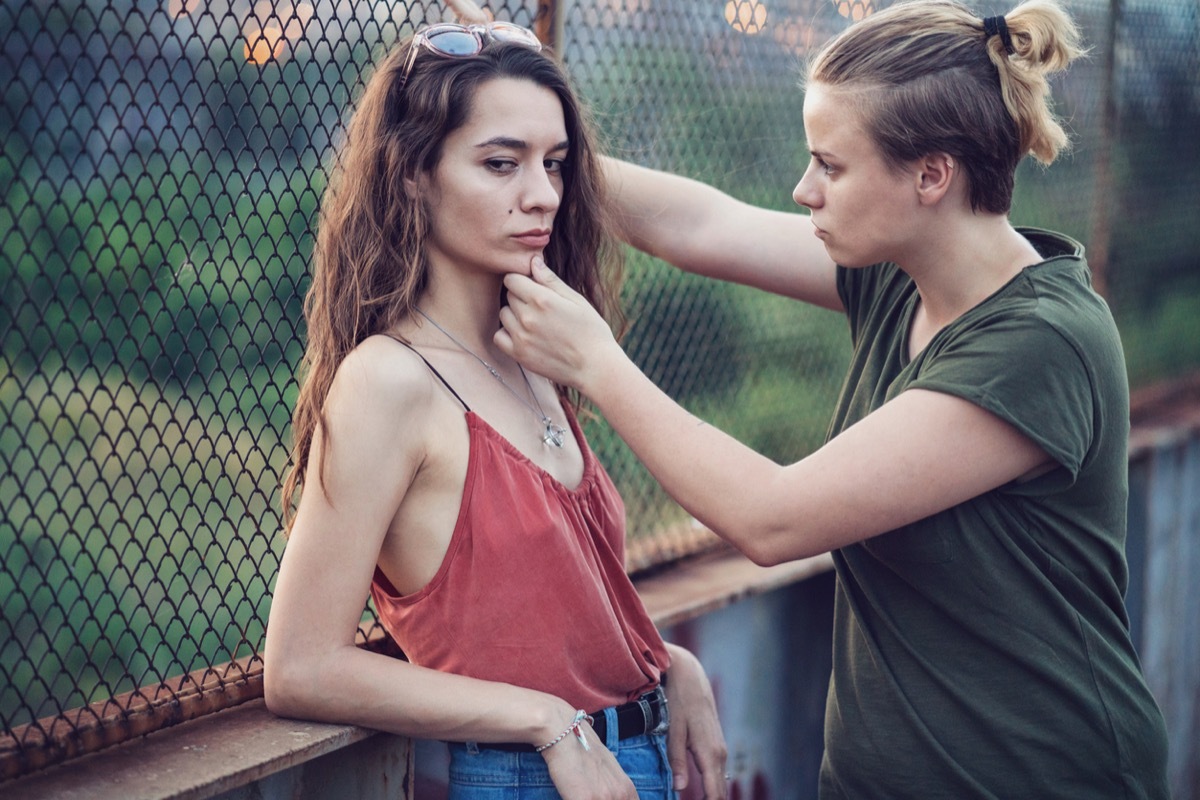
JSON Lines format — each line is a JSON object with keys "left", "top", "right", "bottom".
{"left": 492, "top": 259, "right": 534, "bottom": 277}
{"left": 826, "top": 246, "right": 874, "bottom": 270}
{"left": 836, "top": 257, "right": 873, "bottom": 269}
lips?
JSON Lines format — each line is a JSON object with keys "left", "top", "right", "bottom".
{"left": 513, "top": 229, "right": 551, "bottom": 248}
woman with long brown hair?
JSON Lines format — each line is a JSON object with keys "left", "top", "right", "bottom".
{"left": 264, "top": 21, "right": 726, "bottom": 800}
{"left": 498, "top": 0, "right": 1170, "bottom": 796}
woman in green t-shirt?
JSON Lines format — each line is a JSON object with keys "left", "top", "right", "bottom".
{"left": 496, "top": 0, "right": 1171, "bottom": 796}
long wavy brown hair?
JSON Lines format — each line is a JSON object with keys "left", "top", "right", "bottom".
{"left": 282, "top": 38, "right": 624, "bottom": 531}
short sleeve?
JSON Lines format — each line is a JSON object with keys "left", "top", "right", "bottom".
{"left": 909, "top": 316, "right": 1094, "bottom": 479}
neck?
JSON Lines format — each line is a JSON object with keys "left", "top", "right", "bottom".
{"left": 415, "top": 270, "right": 506, "bottom": 354}
{"left": 901, "top": 213, "right": 1039, "bottom": 326}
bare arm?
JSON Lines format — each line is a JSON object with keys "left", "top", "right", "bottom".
{"left": 602, "top": 158, "right": 842, "bottom": 311}
{"left": 498, "top": 262, "right": 1051, "bottom": 565}
{"left": 264, "top": 341, "right": 638, "bottom": 798}
{"left": 662, "top": 643, "right": 728, "bottom": 799}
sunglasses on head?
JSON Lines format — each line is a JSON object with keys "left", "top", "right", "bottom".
{"left": 400, "top": 21, "right": 543, "bottom": 87}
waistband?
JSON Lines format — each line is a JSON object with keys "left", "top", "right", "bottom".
{"left": 474, "top": 685, "right": 668, "bottom": 753}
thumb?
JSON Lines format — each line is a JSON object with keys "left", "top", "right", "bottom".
{"left": 530, "top": 256, "right": 588, "bottom": 307}
{"left": 531, "top": 255, "right": 562, "bottom": 288}
{"left": 492, "top": 325, "right": 513, "bottom": 357}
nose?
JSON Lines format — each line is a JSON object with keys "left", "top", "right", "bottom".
{"left": 792, "top": 161, "right": 822, "bottom": 210}
{"left": 521, "top": 163, "right": 561, "bottom": 216}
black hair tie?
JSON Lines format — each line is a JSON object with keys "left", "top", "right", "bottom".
{"left": 982, "top": 15, "right": 1015, "bottom": 55}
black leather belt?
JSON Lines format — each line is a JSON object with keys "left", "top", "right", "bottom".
{"left": 476, "top": 685, "right": 668, "bottom": 753}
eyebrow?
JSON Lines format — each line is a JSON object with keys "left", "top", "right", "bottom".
{"left": 475, "top": 136, "right": 570, "bottom": 152}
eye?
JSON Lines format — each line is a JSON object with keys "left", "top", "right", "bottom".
{"left": 484, "top": 158, "right": 518, "bottom": 174}
{"left": 544, "top": 157, "right": 567, "bottom": 175}
{"left": 815, "top": 156, "right": 835, "bottom": 176}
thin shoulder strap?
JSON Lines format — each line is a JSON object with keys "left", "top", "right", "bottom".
{"left": 382, "top": 334, "right": 471, "bottom": 412}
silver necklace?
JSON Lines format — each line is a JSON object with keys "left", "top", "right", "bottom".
{"left": 415, "top": 308, "right": 567, "bottom": 448}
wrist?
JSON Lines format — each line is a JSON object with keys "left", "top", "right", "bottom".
{"left": 535, "top": 709, "right": 593, "bottom": 754}
{"left": 528, "top": 696, "right": 577, "bottom": 747}
{"left": 578, "top": 340, "right": 631, "bottom": 404}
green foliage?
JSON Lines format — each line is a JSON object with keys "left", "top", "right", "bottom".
{"left": 577, "top": 37, "right": 839, "bottom": 512}
{"left": 1117, "top": 281, "right": 1200, "bottom": 387}
{"left": 0, "top": 363, "right": 284, "bottom": 724}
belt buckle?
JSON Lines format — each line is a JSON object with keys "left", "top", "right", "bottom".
{"left": 646, "top": 686, "right": 669, "bottom": 735}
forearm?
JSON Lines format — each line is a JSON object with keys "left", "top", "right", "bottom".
{"left": 601, "top": 157, "right": 732, "bottom": 269}
{"left": 500, "top": 262, "right": 832, "bottom": 563}
{"left": 601, "top": 157, "right": 842, "bottom": 307}
{"left": 584, "top": 347, "right": 802, "bottom": 565}
{"left": 266, "top": 644, "right": 570, "bottom": 746}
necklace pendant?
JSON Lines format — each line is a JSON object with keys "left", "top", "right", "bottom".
{"left": 543, "top": 420, "right": 567, "bottom": 448}
{"left": 415, "top": 309, "right": 566, "bottom": 448}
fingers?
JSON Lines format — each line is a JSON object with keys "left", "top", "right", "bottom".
{"left": 505, "top": 256, "right": 587, "bottom": 314}
{"left": 501, "top": 270, "right": 557, "bottom": 309}
{"left": 542, "top": 730, "right": 639, "bottom": 800}
{"left": 492, "top": 320, "right": 514, "bottom": 357}
{"left": 497, "top": 275, "right": 540, "bottom": 350}
{"left": 700, "top": 760, "right": 729, "bottom": 800}
{"left": 495, "top": 292, "right": 554, "bottom": 379}
{"left": 685, "top": 730, "right": 729, "bottom": 800}
{"left": 697, "top": 726, "right": 730, "bottom": 799}
{"left": 660, "top": 645, "right": 729, "bottom": 799}
{"left": 667, "top": 722, "right": 690, "bottom": 793}
{"left": 445, "top": 0, "right": 488, "bottom": 24}
{"left": 502, "top": 271, "right": 538, "bottom": 304}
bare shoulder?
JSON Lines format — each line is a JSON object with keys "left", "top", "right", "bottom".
{"left": 323, "top": 334, "right": 439, "bottom": 438}
{"left": 332, "top": 335, "right": 433, "bottom": 404}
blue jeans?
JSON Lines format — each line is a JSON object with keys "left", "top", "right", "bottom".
{"left": 447, "top": 704, "right": 676, "bottom": 799}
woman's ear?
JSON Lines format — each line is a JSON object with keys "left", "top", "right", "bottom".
{"left": 404, "top": 172, "right": 421, "bottom": 197}
{"left": 915, "top": 152, "right": 956, "bottom": 206}
{"left": 404, "top": 168, "right": 432, "bottom": 201}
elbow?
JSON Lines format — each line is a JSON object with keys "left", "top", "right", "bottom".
{"left": 723, "top": 524, "right": 789, "bottom": 567}
{"left": 262, "top": 662, "right": 297, "bottom": 719}
{"left": 736, "top": 522, "right": 823, "bottom": 567}
{"left": 263, "top": 657, "right": 318, "bottom": 721}
{"left": 742, "top": 539, "right": 790, "bottom": 568}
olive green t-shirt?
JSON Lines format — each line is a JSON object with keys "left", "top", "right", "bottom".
{"left": 819, "top": 229, "right": 1169, "bottom": 799}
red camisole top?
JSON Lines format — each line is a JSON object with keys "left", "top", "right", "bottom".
{"left": 370, "top": 362, "right": 668, "bottom": 713}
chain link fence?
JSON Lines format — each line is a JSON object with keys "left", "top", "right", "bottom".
{"left": 2, "top": 0, "right": 1198, "bottom": 781}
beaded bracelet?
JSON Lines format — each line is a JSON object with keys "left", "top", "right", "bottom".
{"left": 535, "top": 709, "right": 594, "bottom": 753}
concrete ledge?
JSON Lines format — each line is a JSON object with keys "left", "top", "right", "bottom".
{"left": 2, "top": 547, "right": 832, "bottom": 800}
{"left": 2, "top": 700, "right": 389, "bottom": 800}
